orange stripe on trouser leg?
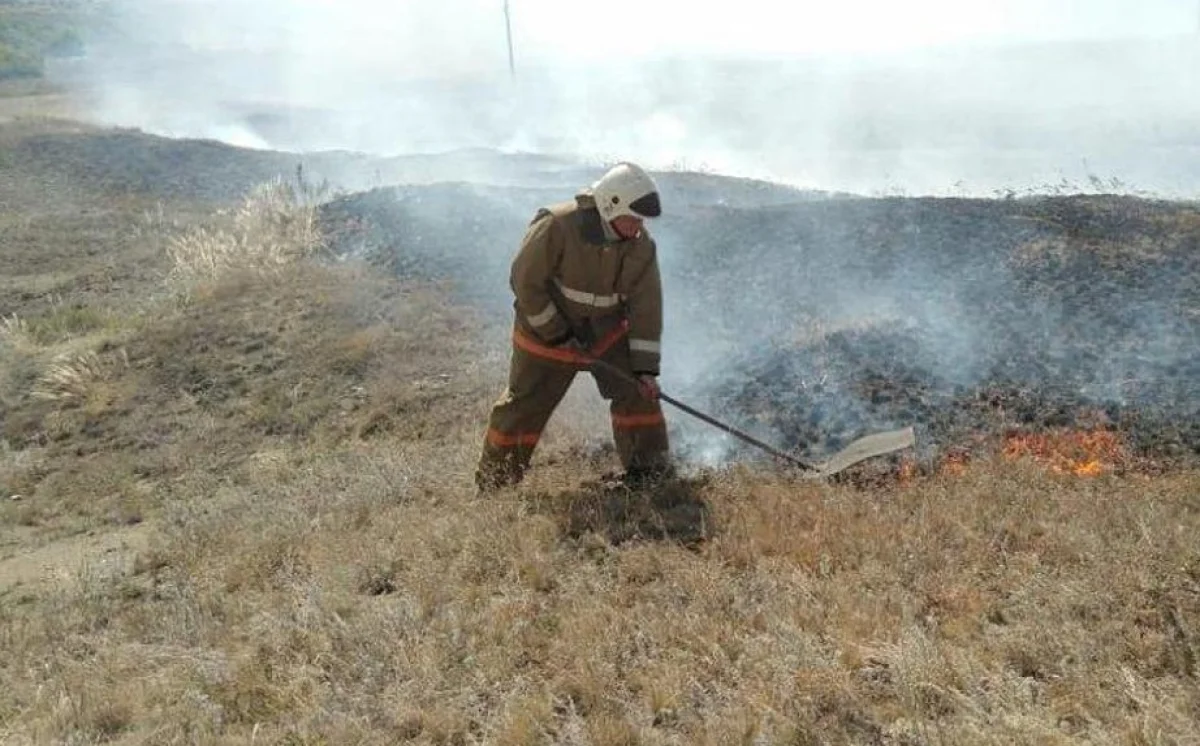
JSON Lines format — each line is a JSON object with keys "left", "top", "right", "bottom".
{"left": 611, "top": 411, "right": 666, "bottom": 429}
{"left": 486, "top": 428, "right": 540, "bottom": 448}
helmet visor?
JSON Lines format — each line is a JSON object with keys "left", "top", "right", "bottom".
{"left": 629, "top": 191, "right": 661, "bottom": 218}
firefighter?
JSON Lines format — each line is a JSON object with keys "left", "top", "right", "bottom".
{"left": 475, "top": 161, "right": 671, "bottom": 493}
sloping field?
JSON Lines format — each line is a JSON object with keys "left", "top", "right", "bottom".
{"left": 1, "top": 121, "right": 1198, "bottom": 745}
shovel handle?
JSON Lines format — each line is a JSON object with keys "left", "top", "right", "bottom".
{"left": 657, "top": 392, "right": 818, "bottom": 471}
{"left": 581, "top": 353, "right": 818, "bottom": 471}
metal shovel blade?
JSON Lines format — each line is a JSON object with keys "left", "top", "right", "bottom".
{"left": 799, "top": 426, "right": 917, "bottom": 479}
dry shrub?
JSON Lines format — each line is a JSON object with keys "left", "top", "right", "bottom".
{"left": 165, "top": 174, "right": 328, "bottom": 287}
{"left": 30, "top": 348, "right": 126, "bottom": 410}
{"left": 2, "top": 299, "right": 137, "bottom": 424}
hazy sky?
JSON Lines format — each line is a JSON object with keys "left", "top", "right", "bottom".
{"left": 168, "top": 0, "right": 1196, "bottom": 74}
{"left": 513, "top": 0, "right": 1194, "bottom": 58}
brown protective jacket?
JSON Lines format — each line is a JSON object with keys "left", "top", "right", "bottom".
{"left": 509, "top": 191, "right": 663, "bottom": 376}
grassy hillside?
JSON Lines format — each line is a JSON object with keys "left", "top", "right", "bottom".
{"left": 0, "top": 1, "right": 92, "bottom": 82}
{"left": 1, "top": 120, "right": 1199, "bottom": 744}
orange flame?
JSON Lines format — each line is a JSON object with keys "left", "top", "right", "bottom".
{"left": 1001, "top": 428, "right": 1127, "bottom": 476}
{"left": 938, "top": 449, "right": 971, "bottom": 477}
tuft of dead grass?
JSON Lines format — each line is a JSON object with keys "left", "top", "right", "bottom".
{"left": 164, "top": 171, "right": 330, "bottom": 289}
{"left": 30, "top": 348, "right": 127, "bottom": 407}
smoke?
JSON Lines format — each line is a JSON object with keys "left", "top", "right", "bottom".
{"left": 59, "top": 0, "right": 1200, "bottom": 198}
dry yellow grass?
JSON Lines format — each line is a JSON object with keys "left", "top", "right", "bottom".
{"left": 3, "top": 437, "right": 1198, "bottom": 745}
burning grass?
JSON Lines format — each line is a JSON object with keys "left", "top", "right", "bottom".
{"left": 1002, "top": 426, "right": 1131, "bottom": 477}
{"left": 881, "top": 426, "right": 1143, "bottom": 489}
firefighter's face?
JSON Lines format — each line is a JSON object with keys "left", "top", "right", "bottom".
{"left": 611, "top": 215, "right": 643, "bottom": 240}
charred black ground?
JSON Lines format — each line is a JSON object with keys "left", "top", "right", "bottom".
{"left": 320, "top": 179, "right": 1200, "bottom": 474}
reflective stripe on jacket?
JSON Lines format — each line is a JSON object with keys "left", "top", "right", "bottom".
{"left": 509, "top": 191, "right": 664, "bottom": 375}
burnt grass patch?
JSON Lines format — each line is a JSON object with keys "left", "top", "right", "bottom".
{"left": 322, "top": 187, "right": 1200, "bottom": 476}
{"left": 539, "top": 473, "right": 715, "bottom": 548}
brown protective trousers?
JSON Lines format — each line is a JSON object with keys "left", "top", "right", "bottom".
{"left": 475, "top": 322, "right": 669, "bottom": 491}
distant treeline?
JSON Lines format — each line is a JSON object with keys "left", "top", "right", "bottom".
{"left": 0, "top": 2, "right": 94, "bottom": 80}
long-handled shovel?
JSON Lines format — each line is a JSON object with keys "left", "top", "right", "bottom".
{"left": 581, "top": 352, "right": 916, "bottom": 478}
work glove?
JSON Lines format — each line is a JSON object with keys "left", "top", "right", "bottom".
{"left": 636, "top": 374, "right": 661, "bottom": 402}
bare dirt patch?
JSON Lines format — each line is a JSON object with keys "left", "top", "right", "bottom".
{"left": 0, "top": 519, "right": 150, "bottom": 595}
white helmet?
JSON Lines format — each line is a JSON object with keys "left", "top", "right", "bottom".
{"left": 592, "top": 162, "right": 662, "bottom": 222}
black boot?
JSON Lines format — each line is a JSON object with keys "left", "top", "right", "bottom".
{"left": 619, "top": 462, "right": 676, "bottom": 490}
